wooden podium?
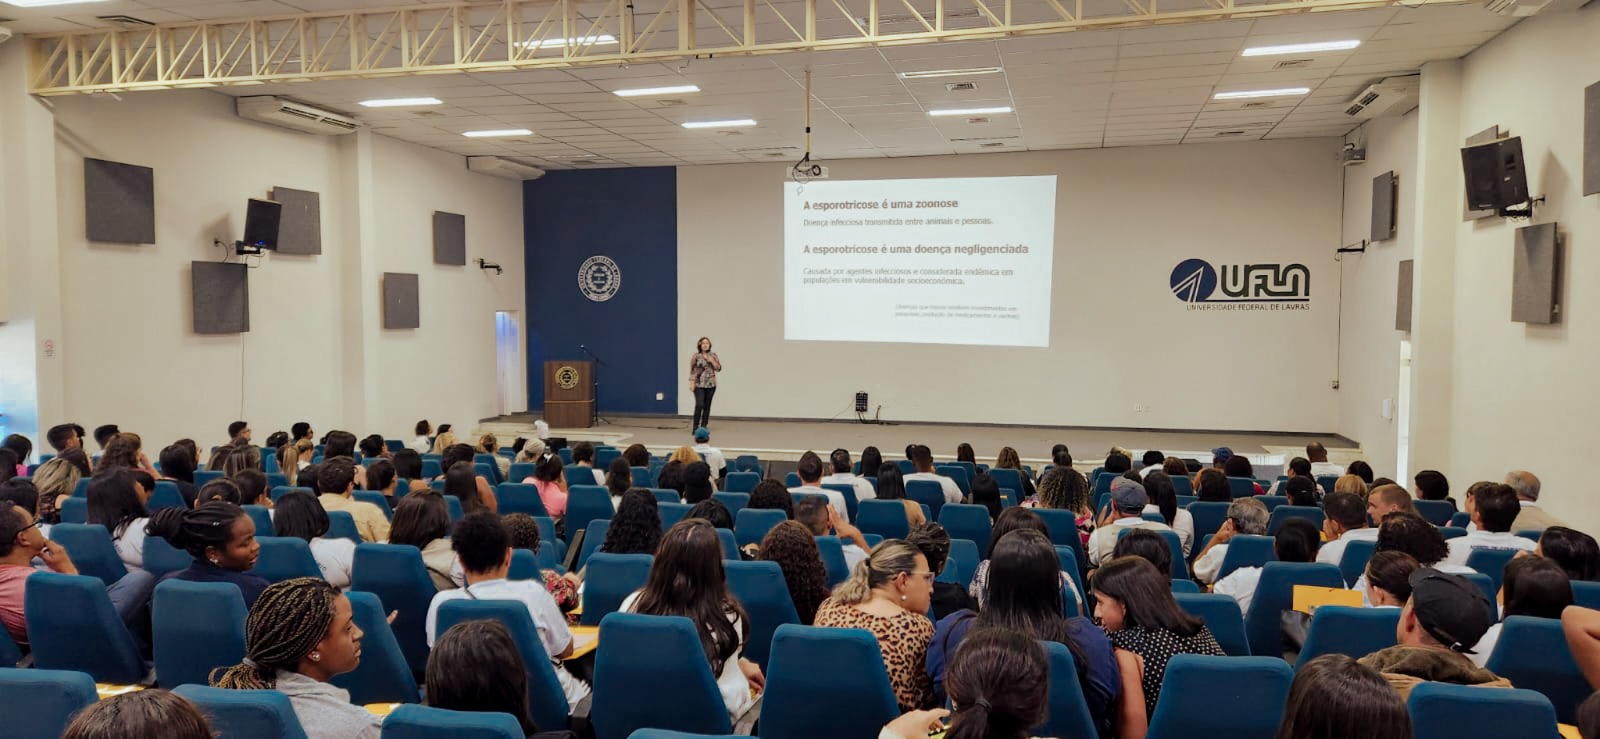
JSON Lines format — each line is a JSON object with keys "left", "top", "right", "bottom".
{"left": 543, "top": 360, "right": 594, "bottom": 429}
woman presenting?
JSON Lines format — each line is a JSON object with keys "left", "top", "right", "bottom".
{"left": 689, "top": 336, "right": 723, "bottom": 430}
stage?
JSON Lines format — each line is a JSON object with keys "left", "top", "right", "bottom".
{"left": 476, "top": 413, "right": 1360, "bottom": 475}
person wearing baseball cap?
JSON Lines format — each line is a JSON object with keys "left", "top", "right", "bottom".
{"left": 1085, "top": 476, "right": 1172, "bottom": 567}
{"left": 690, "top": 427, "right": 726, "bottom": 480}
{"left": 1211, "top": 446, "right": 1233, "bottom": 470}
{"left": 1358, "top": 568, "right": 1512, "bottom": 700}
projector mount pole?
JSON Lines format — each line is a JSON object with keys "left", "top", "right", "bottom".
{"left": 792, "top": 68, "right": 820, "bottom": 183}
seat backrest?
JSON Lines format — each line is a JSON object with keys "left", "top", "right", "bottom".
{"left": 815, "top": 536, "right": 851, "bottom": 587}
{"left": 1254, "top": 496, "right": 1289, "bottom": 512}
{"left": 1573, "top": 580, "right": 1600, "bottom": 611}
{"left": 1145, "top": 655, "right": 1293, "bottom": 739}
{"left": 434, "top": 600, "right": 570, "bottom": 731}
{"left": 758, "top": 625, "right": 900, "bottom": 739}
{"left": 380, "top": 704, "right": 524, "bottom": 739}
{"left": 1449, "top": 511, "right": 1472, "bottom": 528}
{"left": 712, "top": 492, "right": 750, "bottom": 518}
{"left": 253, "top": 536, "right": 324, "bottom": 582}
{"left": 49, "top": 523, "right": 129, "bottom": 586}
{"left": 1054, "top": 547, "right": 1085, "bottom": 616}
{"left": 565, "top": 486, "right": 613, "bottom": 544}
{"left": 171, "top": 685, "right": 309, "bottom": 739}
{"left": 934, "top": 465, "right": 971, "bottom": 501}
{"left": 855, "top": 499, "right": 910, "bottom": 540}
{"left": 153, "top": 579, "right": 247, "bottom": 688}
{"left": 724, "top": 561, "right": 800, "bottom": 668}
{"left": 1338, "top": 539, "right": 1377, "bottom": 587}
{"left": 535, "top": 540, "right": 562, "bottom": 571}
{"left": 651, "top": 489, "right": 680, "bottom": 505}
{"left": 1407, "top": 681, "right": 1559, "bottom": 739}
{"left": 1486, "top": 616, "right": 1589, "bottom": 724}
{"left": 657, "top": 501, "right": 691, "bottom": 529}
{"left": 1413, "top": 500, "right": 1457, "bottom": 526}
{"left": 724, "top": 472, "right": 760, "bottom": 493}
{"left": 242, "top": 505, "right": 275, "bottom": 537}
{"left": 577, "top": 519, "right": 611, "bottom": 570}
{"left": 1266, "top": 506, "right": 1325, "bottom": 534}
{"left": 24, "top": 572, "right": 147, "bottom": 683}
{"left": 443, "top": 495, "right": 464, "bottom": 522}
{"left": 1226, "top": 477, "right": 1257, "bottom": 498}
{"left": 1466, "top": 547, "right": 1521, "bottom": 595}
{"left": 580, "top": 553, "right": 655, "bottom": 626}
{"left": 0, "top": 618, "right": 20, "bottom": 668}
{"left": 717, "top": 528, "right": 740, "bottom": 560}
{"left": 1438, "top": 526, "right": 1467, "bottom": 540}
{"left": 1032, "top": 508, "right": 1088, "bottom": 582}
{"left": 1294, "top": 605, "right": 1400, "bottom": 668}
{"left": 324, "top": 511, "right": 363, "bottom": 544}
{"left": 1244, "top": 562, "right": 1345, "bottom": 658}
{"left": 1115, "top": 527, "right": 1187, "bottom": 581}
{"left": 735, "top": 455, "right": 762, "bottom": 474}
{"left": 270, "top": 486, "right": 314, "bottom": 503}
{"left": 1034, "top": 640, "right": 1098, "bottom": 739}
{"left": 1186, "top": 502, "right": 1233, "bottom": 545}
{"left": 352, "top": 491, "right": 394, "bottom": 520}
{"left": 783, "top": 472, "right": 801, "bottom": 488}
{"left": 473, "top": 461, "right": 499, "bottom": 485}
{"left": 820, "top": 483, "right": 859, "bottom": 522}
{"left": 592, "top": 613, "right": 733, "bottom": 739}
{"left": 0, "top": 667, "right": 99, "bottom": 739}
{"left": 1171, "top": 476, "right": 1194, "bottom": 497}
{"left": 563, "top": 464, "right": 591, "bottom": 487}
{"left": 350, "top": 543, "right": 438, "bottom": 675}
{"left": 332, "top": 590, "right": 420, "bottom": 704}
{"left": 1172, "top": 592, "right": 1250, "bottom": 656}
{"left": 938, "top": 504, "right": 993, "bottom": 557}
{"left": 987, "top": 468, "right": 1023, "bottom": 497}
{"left": 149, "top": 480, "right": 188, "bottom": 511}
{"left": 945, "top": 538, "right": 979, "bottom": 588}
{"left": 1218, "top": 535, "right": 1277, "bottom": 580}
{"left": 631, "top": 466, "right": 653, "bottom": 488}
{"left": 735, "top": 508, "right": 787, "bottom": 547}
{"left": 1171, "top": 579, "right": 1201, "bottom": 593}
{"left": 507, "top": 462, "right": 536, "bottom": 485}
{"left": 905, "top": 480, "right": 947, "bottom": 521}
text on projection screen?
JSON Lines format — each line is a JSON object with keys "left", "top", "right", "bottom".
{"left": 783, "top": 175, "right": 1057, "bottom": 348}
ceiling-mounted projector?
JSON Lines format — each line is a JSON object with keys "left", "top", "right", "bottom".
{"left": 467, "top": 156, "right": 546, "bottom": 180}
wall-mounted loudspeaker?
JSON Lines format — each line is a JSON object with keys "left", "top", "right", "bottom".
{"left": 1461, "top": 137, "right": 1529, "bottom": 216}
{"left": 1511, "top": 222, "right": 1560, "bottom": 325}
{"left": 855, "top": 392, "right": 869, "bottom": 413}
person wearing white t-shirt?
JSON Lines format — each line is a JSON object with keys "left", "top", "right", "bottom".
{"left": 1306, "top": 442, "right": 1345, "bottom": 479}
{"left": 1191, "top": 497, "right": 1270, "bottom": 585}
{"left": 1139, "top": 471, "right": 1194, "bottom": 556}
{"left": 822, "top": 448, "right": 876, "bottom": 504}
{"left": 570, "top": 442, "right": 608, "bottom": 486}
{"left": 691, "top": 427, "right": 727, "bottom": 480}
{"left": 789, "top": 452, "right": 850, "bottom": 522}
{"left": 1085, "top": 478, "right": 1173, "bottom": 567}
{"left": 1137, "top": 450, "right": 1166, "bottom": 479}
{"left": 903, "top": 445, "right": 961, "bottom": 504}
{"left": 425, "top": 513, "right": 588, "bottom": 706}
{"left": 411, "top": 420, "right": 433, "bottom": 455}
{"left": 1214, "top": 518, "right": 1321, "bottom": 650}
{"left": 1317, "top": 491, "right": 1380, "bottom": 568}
{"left": 1267, "top": 458, "right": 1314, "bottom": 496}
{"left": 272, "top": 491, "right": 358, "bottom": 590}
{"left": 1444, "top": 484, "right": 1537, "bottom": 567}
{"left": 1351, "top": 514, "right": 1476, "bottom": 605}
{"left": 1467, "top": 555, "right": 1572, "bottom": 669}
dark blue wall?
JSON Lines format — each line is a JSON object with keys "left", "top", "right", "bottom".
{"left": 524, "top": 167, "right": 678, "bottom": 415}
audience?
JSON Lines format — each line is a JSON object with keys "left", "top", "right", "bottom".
{"left": 1318, "top": 491, "right": 1377, "bottom": 568}
{"left": 426, "top": 513, "right": 587, "bottom": 705}
{"left": 1414, "top": 470, "right": 1454, "bottom": 510}
{"left": 624, "top": 519, "right": 761, "bottom": 719}
{"left": 1114, "top": 528, "right": 1174, "bottom": 578}
{"left": 1105, "top": 453, "right": 1132, "bottom": 476}
{"left": 883, "top": 628, "right": 1047, "bottom": 739}
{"left": 274, "top": 491, "right": 356, "bottom": 590}
{"left": 1086, "top": 477, "right": 1172, "bottom": 567}
{"left": 1283, "top": 476, "right": 1319, "bottom": 507}
{"left": 85, "top": 467, "right": 151, "bottom": 572}
{"left": 1539, "top": 527, "right": 1600, "bottom": 582}
{"left": 795, "top": 496, "right": 869, "bottom": 573}
{"left": 1223, "top": 455, "right": 1263, "bottom": 495}
{"left": 33, "top": 449, "right": 90, "bottom": 526}
{"left": 1306, "top": 442, "right": 1344, "bottom": 478}
{"left": 1267, "top": 457, "right": 1312, "bottom": 496}
{"left": 197, "top": 478, "right": 243, "bottom": 506}
{"left": 149, "top": 502, "right": 268, "bottom": 608}
{"left": 956, "top": 443, "right": 977, "bottom": 465}
{"left": 967, "top": 473, "right": 1004, "bottom": 520}
{"left": 1192, "top": 497, "right": 1269, "bottom": 585}
{"left": 692, "top": 427, "right": 727, "bottom": 479}
{"left": 358, "top": 434, "right": 389, "bottom": 463}
{"left": 601, "top": 488, "right": 662, "bottom": 555}
{"left": 1194, "top": 468, "right": 1232, "bottom": 503}
{"left": 430, "top": 428, "right": 459, "bottom": 456}
{"left": 504, "top": 513, "right": 577, "bottom": 614}
{"left": 971, "top": 507, "right": 1083, "bottom": 613}
{"left": 476, "top": 434, "right": 511, "bottom": 480}
{"left": 1358, "top": 569, "right": 1509, "bottom": 698}
{"left": 387, "top": 492, "right": 457, "bottom": 591}
{"left": 823, "top": 448, "right": 877, "bottom": 505}
{"left": 759, "top": 520, "right": 833, "bottom": 624}
{"left": 1506, "top": 470, "right": 1562, "bottom": 532}
{"left": 621, "top": 444, "right": 650, "bottom": 468}
{"left": 1094, "top": 556, "right": 1224, "bottom": 734}
{"left": 233, "top": 468, "right": 269, "bottom": 507}
{"left": 1277, "top": 655, "right": 1412, "bottom": 739}
{"left": 873, "top": 464, "right": 926, "bottom": 527}
{"left": 906, "top": 522, "right": 977, "bottom": 622}
{"left": 749, "top": 479, "right": 796, "bottom": 519}
{"left": 1029, "top": 467, "right": 1093, "bottom": 545}
{"left": 994, "top": 447, "right": 1037, "bottom": 500}
{"left": 1367, "top": 484, "right": 1417, "bottom": 521}
{"left": 682, "top": 461, "right": 715, "bottom": 504}
{"left": 904, "top": 445, "right": 961, "bottom": 504}
{"left": 411, "top": 420, "right": 432, "bottom": 454}
{"left": 1214, "top": 518, "right": 1320, "bottom": 646}
{"left": 62, "top": 689, "right": 213, "bottom": 739}
{"left": 817, "top": 539, "right": 935, "bottom": 711}
{"left": 687, "top": 498, "right": 734, "bottom": 529}
{"left": 317, "top": 458, "right": 391, "bottom": 542}
{"left": 1469, "top": 555, "right": 1571, "bottom": 668}
{"left": 0, "top": 499, "right": 153, "bottom": 646}
{"left": 280, "top": 440, "right": 315, "bottom": 476}
{"left": 1444, "top": 483, "right": 1536, "bottom": 566}
{"left": 655, "top": 460, "right": 686, "bottom": 497}
{"left": 1347, "top": 460, "right": 1375, "bottom": 485}
{"left": 569, "top": 442, "right": 607, "bottom": 486}
{"left": 1365, "top": 551, "right": 1421, "bottom": 607}
{"left": 1142, "top": 471, "right": 1194, "bottom": 556}
{"left": 604, "top": 458, "right": 632, "bottom": 510}
{"left": 527, "top": 456, "right": 569, "bottom": 516}
{"left": 212, "top": 577, "right": 381, "bottom": 739}
{"left": 789, "top": 451, "right": 848, "bottom": 521}
{"left": 1334, "top": 474, "right": 1368, "bottom": 498}
{"left": 442, "top": 445, "right": 500, "bottom": 512}
{"left": 158, "top": 444, "right": 199, "bottom": 506}
{"left": 426, "top": 620, "right": 559, "bottom": 737}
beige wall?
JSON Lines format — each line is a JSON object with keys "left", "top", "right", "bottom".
{"left": 679, "top": 139, "right": 1345, "bottom": 432}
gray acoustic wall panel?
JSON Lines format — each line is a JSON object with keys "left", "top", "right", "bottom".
{"left": 382, "top": 273, "right": 420, "bottom": 329}
{"left": 433, "top": 211, "right": 466, "bottom": 265}
{"left": 1371, "top": 171, "right": 1397, "bottom": 242}
{"left": 1396, "top": 260, "right": 1414, "bottom": 332}
{"left": 1585, "top": 81, "right": 1598, "bottom": 197}
{"left": 192, "top": 261, "right": 250, "bottom": 334}
{"left": 84, "top": 158, "right": 155, "bottom": 244}
{"left": 1464, "top": 126, "right": 1502, "bottom": 220}
{"left": 1512, "top": 223, "right": 1560, "bottom": 325}
{"left": 270, "top": 187, "right": 322, "bottom": 255}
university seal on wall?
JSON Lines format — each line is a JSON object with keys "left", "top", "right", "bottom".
{"left": 579, "top": 255, "right": 621, "bottom": 302}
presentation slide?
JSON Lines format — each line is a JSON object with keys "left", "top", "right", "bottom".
{"left": 783, "top": 175, "right": 1057, "bottom": 347}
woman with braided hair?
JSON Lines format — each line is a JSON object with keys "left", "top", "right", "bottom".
{"left": 148, "top": 502, "right": 268, "bottom": 608}
{"left": 212, "top": 577, "right": 380, "bottom": 739}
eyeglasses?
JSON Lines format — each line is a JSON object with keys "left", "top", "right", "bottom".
{"left": 904, "top": 571, "right": 935, "bottom": 582}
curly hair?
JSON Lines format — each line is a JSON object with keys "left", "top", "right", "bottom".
{"left": 748, "top": 479, "right": 794, "bottom": 519}
{"left": 601, "top": 488, "right": 662, "bottom": 555}
{"left": 503, "top": 513, "right": 542, "bottom": 550}
{"left": 758, "top": 521, "right": 832, "bottom": 624}
{"left": 1036, "top": 467, "right": 1090, "bottom": 514}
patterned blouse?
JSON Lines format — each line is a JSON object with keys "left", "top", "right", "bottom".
{"left": 1109, "top": 625, "right": 1225, "bottom": 717}
{"left": 691, "top": 352, "right": 721, "bottom": 388}
{"left": 815, "top": 598, "right": 935, "bottom": 711}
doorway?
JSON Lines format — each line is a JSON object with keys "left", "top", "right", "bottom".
{"left": 495, "top": 311, "right": 521, "bottom": 417}
{"left": 1395, "top": 339, "right": 1413, "bottom": 483}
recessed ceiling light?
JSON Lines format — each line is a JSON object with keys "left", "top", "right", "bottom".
{"left": 1212, "top": 87, "right": 1310, "bottom": 100}
{"left": 613, "top": 84, "right": 701, "bottom": 97}
{"left": 2, "top": 0, "right": 107, "bottom": 7}
{"left": 515, "top": 34, "right": 617, "bottom": 49}
{"left": 462, "top": 129, "right": 534, "bottom": 137}
{"left": 682, "top": 119, "right": 757, "bottom": 129}
{"left": 927, "top": 106, "right": 1013, "bottom": 117}
{"left": 358, "top": 97, "right": 442, "bottom": 107}
{"left": 897, "top": 67, "right": 1004, "bottom": 80}
{"left": 1241, "top": 40, "right": 1361, "bottom": 57}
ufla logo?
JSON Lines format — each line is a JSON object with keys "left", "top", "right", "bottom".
{"left": 1169, "top": 258, "right": 1310, "bottom": 305}
{"left": 578, "top": 255, "right": 621, "bottom": 302}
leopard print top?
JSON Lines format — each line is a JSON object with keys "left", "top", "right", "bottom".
{"left": 814, "top": 597, "right": 935, "bottom": 711}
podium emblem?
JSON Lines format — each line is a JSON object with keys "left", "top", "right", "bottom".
{"left": 555, "top": 365, "right": 581, "bottom": 390}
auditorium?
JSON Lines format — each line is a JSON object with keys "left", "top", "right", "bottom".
{"left": 1, "top": 0, "right": 1599, "bottom": 736}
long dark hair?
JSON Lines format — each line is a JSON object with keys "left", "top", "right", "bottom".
{"left": 633, "top": 519, "right": 749, "bottom": 674}
{"left": 86, "top": 468, "right": 149, "bottom": 539}
{"left": 273, "top": 491, "right": 330, "bottom": 542}
{"left": 759, "top": 521, "right": 832, "bottom": 624}
{"left": 1502, "top": 556, "right": 1573, "bottom": 620}
{"left": 1113, "top": 529, "right": 1172, "bottom": 577}
{"left": 1541, "top": 527, "right": 1600, "bottom": 582}
{"left": 159, "top": 445, "right": 196, "bottom": 483}
{"left": 62, "top": 686, "right": 213, "bottom": 739}
{"left": 1144, "top": 471, "right": 1178, "bottom": 525}
{"left": 445, "top": 462, "right": 486, "bottom": 515}
{"left": 656, "top": 461, "right": 686, "bottom": 493}
{"left": 969, "top": 474, "right": 1003, "bottom": 520}
{"left": 944, "top": 628, "right": 1049, "bottom": 739}
{"left": 876, "top": 464, "right": 907, "bottom": 500}
{"left": 956, "top": 444, "right": 976, "bottom": 464}
{"left": 860, "top": 447, "right": 883, "bottom": 478}
{"left": 426, "top": 620, "right": 537, "bottom": 735}
{"left": 977, "top": 529, "right": 1088, "bottom": 679}
{"left": 605, "top": 458, "right": 632, "bottom": 497}
{"left": 602, "top": 488, "right": 662, "bottom": 555}
{"left": 682, "top": 462, "right": 714, "bottom": 504}
{"left": 986, "top": 507, "right": 1049, "bottom": 559}
{"left": 1092, "top": 556, "right": 1204, "bottom": 636}
{"left": 1195, "top": 469, "right": 1231, "bottom": 502}
{"left": 388, "top": 493, "right": 451, "bottom": 548}
{"left": 1276, "top": 655, "right": 1412, "bottom": 739}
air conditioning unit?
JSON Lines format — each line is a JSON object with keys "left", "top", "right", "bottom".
{"left": 236, "top": 96, "right": 360, "bottom": 135}
{"left": 466, "top": 156, "right": 546, "bottom": 180}
{"left": 1343, "top": 76, "right": 1421, "bottom": 119}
